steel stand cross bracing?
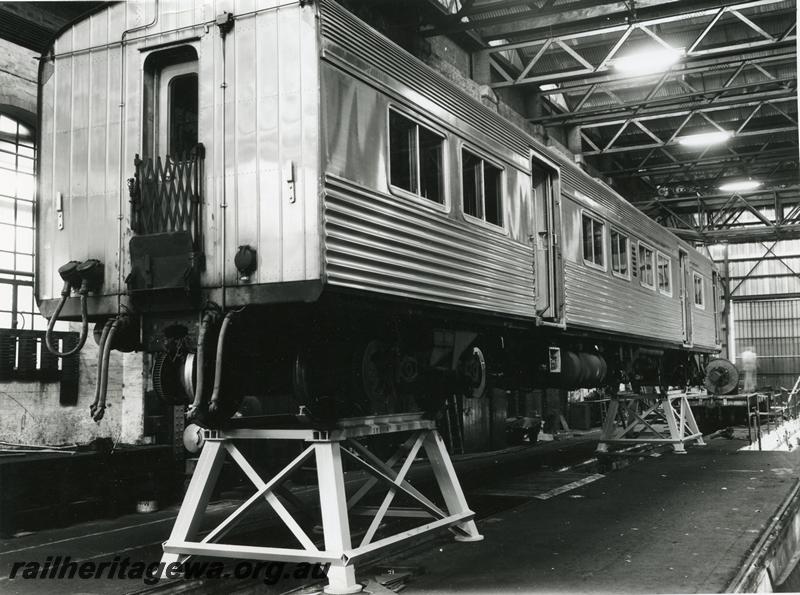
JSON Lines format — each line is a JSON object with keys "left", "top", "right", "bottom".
{"left": 596, "top": 392, "right": 706, "bottom": 454}
{"left": 159, "top": 417, "right": 483, "bottom": 594}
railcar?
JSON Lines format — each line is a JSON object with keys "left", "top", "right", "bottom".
{"left": 36, "top": 0, "right": 721, "bottom": 424}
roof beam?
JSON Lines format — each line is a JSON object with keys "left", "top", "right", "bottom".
{"left": 476, "top": 0, "right": 788, "bottom": 45}
{"left": 483, "top": 0, "right": 794, "bottom": 89}
{"left": 536, "top": 79, "right": 796, "bottom": 126}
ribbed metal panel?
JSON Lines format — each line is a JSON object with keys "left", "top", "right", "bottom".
{"left": 734, "top": 298, "right": 800, "bottom": 389}
{"left": 324, "top": 176, "right": 536, "bottom": 319}
{"left": 559, "top": 167, "right": 680, "bottom": 252}
{"left": 318, "top": 0, "right": 531, "bottom": 157}
{"left": 39, "top": 0, "right": 322, "bottom": 311}
{"left": 564, "top": 261, "right": 684, "bottom": 344}
{"left": 710, "top": 241, "right": 800, "bottom": 298}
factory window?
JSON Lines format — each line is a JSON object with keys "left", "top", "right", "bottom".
{"left": 462, "top": 149, "right": 503, "bottom": 226}
{"left": 581, "top": 213, "right": 605, "bottom": 269}
{"left": 694, "top": 273, "right": 705, "bottom": 309}
{"left": 657, "top": 252, "right": 672, "bottom": 296}
{"left": 0, "top": 113, "right": 56, "bottom": 331}
{"left": 388, "top": 109, "right": 443, "bottom": 204}
{"left": 610, "top": 230, "right": 629, "bottom": 278}
{"left": 638, "top": 243, "right": 655, "bottom": 289}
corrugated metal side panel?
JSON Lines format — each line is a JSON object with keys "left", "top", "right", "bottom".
{"left": 324, "top": 176, "right": 536, "bottom": 319}
{"left": 560, "top": 167, "right": 686, "bottom": 255}
{"left": 691, "top": 259, "right": 720, "bottom": 350}
{"left": 692, "top": 306, "right": 717, "bottom": 350}
{"left": 317, "top": 0, "right": 530, "bottom": 157}
{"left": 317, "top": 0, "right": 715, "bottom": 282}
{"left": 563, "top": 261, "right": 684, "bottom": 344}
{"left": 734, "top": 299, "right": 800, "bottom": 389}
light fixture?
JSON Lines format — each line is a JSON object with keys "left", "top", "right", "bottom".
{"left": 677, "top": 130, "right": 732, "bottom": 146}
{"left": 615, "top": 48, "right": 682, "bottom": 75}
{"left": 539, "top": 83, "right": 559, "bottom": 92}
{"left": 719, "top": 180, "right": 762, "bottom": 192}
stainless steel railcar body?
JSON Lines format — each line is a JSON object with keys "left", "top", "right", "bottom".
{"left": 37, "top": 0, "right": 721, "bottom": 418}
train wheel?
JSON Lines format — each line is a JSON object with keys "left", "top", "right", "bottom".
{"left": 292, "top": 344, "right": 369, "bottom": 421}
{"left": 460, "top": 345, "right": 488, "bottom": 398}
{"left": 352, "top": 339, "right": 398, "bottom": 415}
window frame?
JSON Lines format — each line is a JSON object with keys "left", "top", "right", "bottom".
{"left": 656, "top": 251, "right": 673, "bottom": 297}
{"left": 386, "top": 105, "right": 449, "bottom": 213}
{"left": 459, "top": 143, "right": 507, "bottom": 231}
{"left": 609, "top": 228, "right": 630, "bottom": 280}
{"left": 157, "top": 60, "right": 199, "bottom": 159}
{"left": 637, "top": 241, "right": 656, "bottom": 290}
{"left": 0, "top": 112, "right": 48, "bottom": 331}
{"left": 693, "top": 272, "right": 706, "bottom": 310}
{"left": 580, "top": 209, "right": 607, "bottom": 272}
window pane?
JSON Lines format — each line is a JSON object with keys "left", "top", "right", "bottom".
{"left": 0, "top": 223, "right": 13, "bottom": 251}
{"left": 0, "top": 195, "right": 13, "bottom": 224}
{"left": 16, "top": 227, "right": 32, "bottom": 254}
{"left": 389, "top": 111, "right": 416, "bottom": 193}
{"left": 17, "top": 284, "right": 33, "bottom": 314}
{"left": 16, "top": 253, "right": 32, "bottom": 273}
{"left": 17, "top": 200, "right": 32, "bottom": 228}
{"left": 639, "top": 245, "right": 654, "bottom": 286}
{"left": 168, "top": 73, "right": 198, "bottom": 157}
{"left": 582, "top": 214, "right": 593, "bottom": 262}
{"left": 593, "top": 219, "right": 604, "bottom": 267}
{"left": 611, "top": 232, "right": 628, "bottom": 276}
{"left": 483, "top": 162, "right": 502, "bottom": 225}
{"left": 16, "top": 173, "right": 35, "bottom": 200}
{"left": 694, "top": 275, "right": 704, "bottom": 305}
{"left": 462, "top": 150, "right": 480, "bottom": 218}
{"left": 0, "top": 282, "right": 11, "bottom": 310}
{"left": 657, "top": 254, "right": 670, "bottom": 292}
{"left": 0, "top": 115, "right": 17, "bottom": 137}
{"left": 418, "top": 126, "right": 443, "bottom": 203}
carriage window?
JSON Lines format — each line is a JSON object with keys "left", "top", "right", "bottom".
{"left": 168, "top": 74, "right": 198, "bottom": 157}
{"left": 610, "top": 230, "right": 629, "bottom": 278}
{"left": 638, "top": 243, "right": 654, "bottom": 288}
{"left": 389, "top": 109, "right": 443, "bottom": 203}
{"left": 694, "top": 273, "right": 705, "bottom": 309}
{"left": 461, "top": 149, "right": 503, "bottom": 226}
{"left": 582, "top": 213, "right": 604, "bottom": 268}
{"left": 657, "top": 253, "right": 672, "bottom": 295}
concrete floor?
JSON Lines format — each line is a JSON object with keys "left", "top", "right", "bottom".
{"left": 0, "top": 431, "right": 798, "bottom": 594}
{"left": 384, "top": 437, "right": 800, "bottom": 594}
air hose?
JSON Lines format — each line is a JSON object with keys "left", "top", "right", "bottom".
{"left": 207, "top": 309, "right": 237, "bottom": 417}
{"left": 45, "top": 259, "right": 102, "bottom": 358}
{"left": 91, "top": 315, "right": 126, "bottom": 422}
{"left": 45, "top": 280, "right": 89, "bottom": 358}
{"left": 186, "top": 310, "right": 217, "bottom": 419}
{"left": 89, "top": 318, "right": 115, "bottom": 420}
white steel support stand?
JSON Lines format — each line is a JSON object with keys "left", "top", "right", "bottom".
{"left": 160, "top": 416, "right": 482, "bottom": 594}
{"left": 596, "top": 392, "right": 705, "bottom": 454}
